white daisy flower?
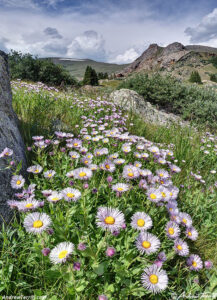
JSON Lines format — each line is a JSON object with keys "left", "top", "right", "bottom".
{"left": 47, "top": 192, "right": 63, "bottom": 203}
{"left": 131, "top": 212, "right": 153, "bottom": 231}
{"left": 185, "top": 226, "right": 198, "bottom": 241}
{"left": 50, "top": 242, "right": 74, "bottom": 264}
{"left": 165, "top": 221, "right": 180, "bottom": 239}
{"left": 136, "top": 232, "right": 161, "bottom": 255}
{"left": 187, "top": 254, "right": 203, "bottom": 271}
{"left": 141, "top": 265, "right": 168, "bottom": 294}
{"left": 69, "top": 151, "right": 80, "bottom": 159}
{"left": 17, "top": 200, "right": 41, "bottom": 212}
{"left": 23, "top": 212, "right": 51, "bottom": 234}
{"left": 112, "top": 183, "right": 130, "bottom": 193}
{"left": 96, "top": 207, "right": 125, "bottom": 232}
{"left": 73, "top": 167, "right": 93, "bottom": 180}
{"left": 61, "top": 188, "right": 81, "bottom": 202}
{"left": 174, "top": 239, "right": 189, "bottom": 256}
{"left": 114, "top": 158, "right": 125, "bottom": 165}
{"left": 10, "top": 175, "right": 25, "bottom": 189}
{"left": 27, "top": 165, "right": 43, "bottom": 174}
{"left": 44, "top": 170, "right": 56, "bottom": 179}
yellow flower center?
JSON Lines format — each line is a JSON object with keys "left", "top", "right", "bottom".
{"left": 34, "top": 169, "right": 39, "bottom": 173}
{"left": 84, "top": 160, "right": 88, "bottom": 164}
{"left": 128, "top": 172, "right": 134, "bottom": 177}
{"left": 182, "top": 218, "right": 187, "bottom": 224}
{"left": 5, "top": 152, "right": 9, "bottom": 155}
{"left": 168, "top": 227, "right": 174, "bottom": 235}
{"left": 192, "top": 261, "right": 197, "bottom": 267}
{"left": 117, "top": 187, "right": 123, "bottom": 191}
{"left": 170, "top": 192, "right": 173, "bottom": 196}
{"left": 150, "top": 193, "right": 156, "bottom": 199}
{"left": 159, "top": 173, "right": 164, "bottom": 177}
{"left": 97, "top": 152, "right": 100, "bottom": 155}
{"left": 74, "top": 143, "right": 78, "bottom": 146}
{"left": 105, "top": 164, "right": 110, "bottom": 169}
{"left": 67, "top": 193, "right": 74, "bottom": 198}
{"left": 149, "top": 274, "right": 158, "bottom": 284}
{"left": 52, "top": 197, "right": 59, "bottom": 201}
{"left": 104, "top": 216, "right": 115, "bottom": 225}
{"left": 48, "top": 174, "right": 52, "bottom": 177}
{"left": 177, "top": 244, "right": 182, "bottom": 251}
{"left": 72, "top": 155, "right": 76, "bottom": 158}
{"left": 169, "top": 208, "right": 173, "bottom": 211}
{"left": 16, "top": 180, "right": 21, "bottom": 185}
{"left": 33, "top": 220, "right": 43, "bottom": 228}
{"left": 58, "top": 250, "right": 68, "bottom": 259}
{"left": 25, "top": 203, "right": 33, "bottom": 208}
{"left": 137, "top": 219, "right": 145, "bottom": 227}
{"left": 142, "top": 241, "right": 151, "bottom": 249}
{"left": 161, "top": 192, "right": 166, "bottom": 198}
{"left": 79, "top": 172, "right": 86, "bottom": 177}
{"left": 135, "top": 164, "right": 139, "bottom": 167}
{"left": 188, "top": 231, "right": 192, "bottom": 236}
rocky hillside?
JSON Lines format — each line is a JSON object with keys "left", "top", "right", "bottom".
{"left": 118, "top": 42, "right": 217, "bottom": 82}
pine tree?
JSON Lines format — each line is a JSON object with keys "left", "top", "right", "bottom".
{"left": 83, "top": 66, "right": 98, "bottom": 86}
{"left": 189, "top": 71, "right": 202, "bottom": 84}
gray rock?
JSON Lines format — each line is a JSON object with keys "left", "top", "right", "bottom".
{"left": 0, "top": 50, "right": 27, "bottom": 225}
{"left": 110, "top": 89, "right": 188, "bottom": 127}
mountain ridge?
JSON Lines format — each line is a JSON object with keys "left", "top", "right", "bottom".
{"left": 117, "top": 42, "right": 217, "bottom": 81}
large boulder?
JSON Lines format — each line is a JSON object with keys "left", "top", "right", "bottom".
{"left": 110, "top": 88, "right": 188, "bottom": 126}
{"left": 0, "top": 50, "right": 26, "bottom": 224}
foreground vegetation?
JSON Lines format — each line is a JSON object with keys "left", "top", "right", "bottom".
{"left": 0, "top": 81, "right": 216, "bottom": 299}
{"left": 118, "top": 73, "right": 217, "bottom": 129}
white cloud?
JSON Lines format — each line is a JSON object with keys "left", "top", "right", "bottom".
{"left": 0, "top": 37, "right": 9, "bottom": 52}
{"left": 185, "top": 8, "right": 217, "bottom": 43}
{"left": 0, "top": 2, "right": 197, "bottom": 62}
{"left": 110, "top": 48, "right": 141, "bottom": 64}
{"left": 67, "top": 30, "right": 106, "bottom": 61}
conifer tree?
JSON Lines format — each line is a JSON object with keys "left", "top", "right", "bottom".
{"left": 83, "top": 66, "right": 98, "bottom": 86}
{"left": 189, "top": 71, "right": 202, "bottom": 84}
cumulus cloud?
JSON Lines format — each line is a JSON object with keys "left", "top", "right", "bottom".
{"left": 66, "top": 30, "right": 106, "bottom": 61}
{"left": 44, "top": 27, "right": 62, "bottom": 39}
{"left": 110, "top": 48, "right": 141, "bottom": 64}
{"left": 185, "top": 8, "right": 217, "bottom": 43}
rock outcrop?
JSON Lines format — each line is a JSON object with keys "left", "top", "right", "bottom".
{"left": 117, "top": 42, "right": 217, "bottom": 77}
{"left": 110, "top": 89, "right": 188, "bottom": 126}
{"left": 0, "top": 50, "right": 26, "bottom": 224}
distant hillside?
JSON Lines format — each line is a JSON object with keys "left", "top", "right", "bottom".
{"left": 46, "top": 58, "right": 129, "bottom": 80}
{"left": 118, "top": 42, "right": 217, "bottom": 82}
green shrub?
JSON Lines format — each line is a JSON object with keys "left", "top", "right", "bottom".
{"left": 210, "top": 56, "right": 217, "bottom": 68}
{"left": 8, "top": 50, "right": 78, "bottom": 86}
{"left": 209, "top": 73, "right": 217, "bottom": 82}
{"left": 118, "top": 73, "right": 217, "bottom": 128}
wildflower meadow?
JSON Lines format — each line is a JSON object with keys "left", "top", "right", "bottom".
{"left": 0, "top": 80, "right": 216, "bottom": 299}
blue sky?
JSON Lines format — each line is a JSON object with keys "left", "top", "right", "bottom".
{"left": 1, "top": 0, "right": 217, "bottom": 63}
